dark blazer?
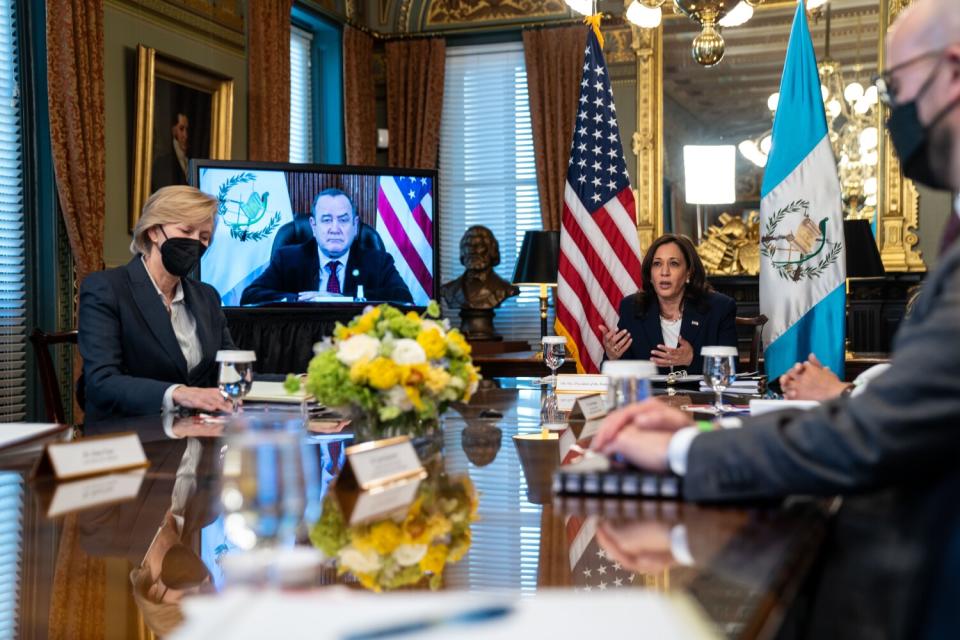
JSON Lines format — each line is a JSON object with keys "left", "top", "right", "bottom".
{"left": 682, "top": 242, "right": 960, "bottom": 502}
{"left": 150, "top": 151, "right": 188, "bottom": 190}
{"left": 78, "top": 257, "right": 235, "bottom": 422}
{"left": 239, "top": 237, "right": 414, "bottom": 305}
{"left": 615, "top": 290, "right": 737, "bottom": 374}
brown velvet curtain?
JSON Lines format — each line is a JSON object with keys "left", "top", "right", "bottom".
{"left": 46, "top": 0, "right": 105, "bottom": 283}
{"left": 248, "top": 0, "right": 292, "bottom": 162}
{"left": 343, "top": 27, "right": 377, "bottom": 166}
{"left": 385, "top": 38, "right": 446, "bottom": 169}
{"left": 523, "top": 25, "right": 589, "bottom": 231}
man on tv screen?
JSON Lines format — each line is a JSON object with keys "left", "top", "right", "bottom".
{"left": 239, "top": 188, "right": 413, "bottom": 305}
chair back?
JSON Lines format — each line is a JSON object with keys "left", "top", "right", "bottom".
{"left": 270, "top": 215, "right": 386, "bottom": 259}
{"left": 735, "top": 314, "right": 768, "bottom": 373}
{"left": 29, "top": 328, "right": 78, "bottom": 424}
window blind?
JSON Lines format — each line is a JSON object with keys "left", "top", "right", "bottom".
{"left": 289, "top": 24, "right": 314, "bottom": 163}
{"left": 439, "top": 43, "right": 554, "bottom": 346}
{"left": 0, "top": 473, "right": 22, "bottom": 639}
{"left": 0, "top": 0, "right": 25, "bottom": 423}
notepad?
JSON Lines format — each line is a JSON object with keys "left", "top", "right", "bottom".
{"left": 245, "top": 381, "right": 313, "bottom": 403}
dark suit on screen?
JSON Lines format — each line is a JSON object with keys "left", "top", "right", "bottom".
{"left": 615, "top": 290, "right": 738, "bottom": 374}
{"left": 681, "top": 242, "right": 960, "bottom": 502}
{"left": 78, "top": 257, "right": 235, "bottom": 422}
{"left": 239, "top": 237, "right": 413, "bottom": 305}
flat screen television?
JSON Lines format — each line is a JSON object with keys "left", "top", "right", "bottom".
{"left": 192, "top": 160, "right": 438, "bottom": 308}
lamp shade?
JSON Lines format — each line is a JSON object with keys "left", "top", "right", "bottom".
{"left": 843, "top": 219, "right": 885, "bottom": 278}
{"left": 684, "top": 145, "right": 736, "bottom": 205}
{"left": 513, "top": 230, "right": 560, "bottom": 285}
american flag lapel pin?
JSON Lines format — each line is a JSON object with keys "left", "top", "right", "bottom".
{"left": 692, "top": 320, "right": 700, "bottom": 326}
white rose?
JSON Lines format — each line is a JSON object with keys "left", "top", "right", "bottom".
{"left": 336, "top": 334, "right": 380, "bottom": 366}
{"left": 384, "top": 385, "right": 413, "bottom": 412}
{"left": 392, "top": 544, "right": 428, "bottom": 567}
{"left": 391, "top": 339, "right": 426, "bottom": 365}
{"left": 338, "top": 546, "right": 382, "bottom": 574}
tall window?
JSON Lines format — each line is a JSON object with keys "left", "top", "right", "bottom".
{"left": 440, "top": 42, "right": 551, "bottom": 345}
{"left": 289, "top": 25, "right": 314, "bottom": 163}
{"left": 289, "top": 5, "right": 343, "bottom": 164}
{"left": 0, "top": 0, "right": 25, "bottom": 422}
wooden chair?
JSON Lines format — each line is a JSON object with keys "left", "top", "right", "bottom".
{"left": 736, "top": 314, "right": 768, "bottom": 373}
{"left": 29, "top": 328, "right": 78, "bottom": 424}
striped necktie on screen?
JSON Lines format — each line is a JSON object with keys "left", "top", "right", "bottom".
{"left": 326, "top": 260, "right": 341, "bottom": 294}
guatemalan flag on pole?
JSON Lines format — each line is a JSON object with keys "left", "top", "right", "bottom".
{"left": 556, "top": 20, "right": 643, "bottom": 374}
{"left": 760, "top": 1, "right": 846, "bottom": 381}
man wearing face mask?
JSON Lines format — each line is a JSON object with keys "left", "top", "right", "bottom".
{"left": 588, "top": 0, "right": 960, "bottom": 502}
{"left": 79, "top": 186, "right": 236, "bottom": 421}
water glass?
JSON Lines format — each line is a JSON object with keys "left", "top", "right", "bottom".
{"left": 702, "top": 346, "right": 738, "bottom": 414}
{"left": 217, "top": 350, "right": 256, "bottom": 412}
{"left": 540, "top": 385, "right": 566, "bottom": 432}
{"left": 601, "top": 360, "right": 656, "bottom": 411}
{"left": 541, "top": 336, "right": 566, "bottom": 386}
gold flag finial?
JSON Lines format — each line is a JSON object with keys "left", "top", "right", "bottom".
{"left": 583, "top": 13, "right": 604, "bottom": 49}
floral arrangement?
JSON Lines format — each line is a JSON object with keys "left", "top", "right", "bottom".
{"left": 310, "top": 474, "right": 479, "bottom": 591}
{"left": 292, "top": 302, "right": 480, "bottom": 437}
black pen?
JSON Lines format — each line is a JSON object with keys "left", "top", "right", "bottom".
{"left": 341, "top": 604, "right": 512, "bottom": 640}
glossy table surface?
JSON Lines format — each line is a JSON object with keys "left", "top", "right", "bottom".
{"left": 3, "top": 379, "right": 953, "bottom": 639}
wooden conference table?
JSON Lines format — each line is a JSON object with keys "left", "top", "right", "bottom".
{"left": 3, "top": 379, "right": 952, "bottom": 639}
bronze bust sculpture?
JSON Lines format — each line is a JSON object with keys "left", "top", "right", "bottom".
{"left": 440, "top": 226, "right": 519, "bottom": 340}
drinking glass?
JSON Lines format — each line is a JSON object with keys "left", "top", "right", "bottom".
{"left": 601, "top": 360, "right": 656, "bottom": 411}
{"left": 702, "top": 346, "right": 738, "bottom": 414}
{"left": 540, "top": 385, "right": 566, "bottom": 432}
{"left": 217, "top": 350, "right": 256, "bottom": 412}
{"left": 541, "top": 336, "right": 566, "bottom": 387}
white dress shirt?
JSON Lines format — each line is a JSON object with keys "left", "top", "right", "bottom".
{"left": 317, "top": 248, "right": 351, "bottom": 294}
{"left": 660, "top": 316, "right": 681, "bottom": 348}
{"left": 142, "top": 257, "right": 202, "bottom": 411}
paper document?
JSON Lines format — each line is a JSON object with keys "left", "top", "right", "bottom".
{"left": 245, "top": 381, "right": 312, "bottom": 403}
{"left": 0, "top": 423, "right": 68, "bottom": 451}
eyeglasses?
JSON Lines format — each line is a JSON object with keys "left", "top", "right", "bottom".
{"left": 872, "top": 49, "right": 945, "bottom": 106}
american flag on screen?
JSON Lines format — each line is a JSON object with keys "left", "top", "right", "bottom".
{"left": 556, "top": 28, "right": 643, "bottom": 374}
{"left": 376, "top": 175, "right": 434, "bottom": 305}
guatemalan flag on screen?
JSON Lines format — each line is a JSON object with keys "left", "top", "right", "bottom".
{"left": 376, "top": 175, "right": 434, "bottom": 306}
{"left": 760, "top": 1, "right": 846, "bottom": 380}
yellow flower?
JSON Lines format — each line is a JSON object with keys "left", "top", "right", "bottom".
{"left": 416, "top": 328, "right": 446, "bottom": 360}
{"left": 356, "top": 572, "right": 381, "bottom": 592}
{"left": 420, "top": 544, "right": 448, "bottom": 575}
{"left": 404, "top": 385, "right": 424, "bottom": 412}
{"left": 402, "top": 363, "right": 428, "bottom": 386}
{"left": 367, "top": 357, "right": 401, "bottom": 390}
{"left": 446, "top": 330, "right": 471, "bottom": 357}
{"left": 369, "top": 520, "right": 402, "bottom": 555}
{"left": 448, "top": 530, "right": 472, "bottom": 563}
{"left": 423, "top": 367, "right": 451, "bottom": 395}
{"left": 405, "top": 310, "right": 421, "bottom": 323}
{"left": 349, "top": 358, "right": 372, "bottom": 384}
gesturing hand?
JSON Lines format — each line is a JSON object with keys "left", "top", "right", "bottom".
{"left": 650, "top": 337, "right": 693, "bottom": 368}
{"left": 599, "top": 324, "right": 632, "bottom": 360}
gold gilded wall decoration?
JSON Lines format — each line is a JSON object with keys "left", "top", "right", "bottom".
{"left": 697, "top": 212, "right": 761, "bottom": 276}
{"left": 630, "top": 20, "right": 663, "bottom": 255}
{"left": 424, "top": 0, "right": 567, "bottom": 28}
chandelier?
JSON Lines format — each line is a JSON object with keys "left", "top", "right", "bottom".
{"left": 737, "top": 2, "right": 879, "bottom": 221}
{"left": 566, "top": 0, "right": 768, "bottom": 67}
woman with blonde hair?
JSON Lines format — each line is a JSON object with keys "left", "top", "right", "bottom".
{"left": 79, "top": 185, "right": 235, "bottom": 421}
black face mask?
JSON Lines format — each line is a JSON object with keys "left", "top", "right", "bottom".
{"left": 886, "top": 59, "right": 959, "bottom": 191}
{"left": 158, "top": 227, "right": 206, "bottom": 277}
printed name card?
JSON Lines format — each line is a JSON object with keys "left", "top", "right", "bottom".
{"left": 568, "top": 394, "right": 609, "bottom": 421}
{"left": 32, "top": 432, "right": 149, "bottom": 481}
{"left": 45, "top": 469, "right": 147, "bottom": 518}
{"left": 334, "top": 436, "right": 428, "bottom": 525}
{"left": 556, "top": 374, "right": 609, "bottom": 394}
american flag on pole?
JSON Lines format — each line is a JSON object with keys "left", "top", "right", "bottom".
{"left": 555, "top": 26, "right": 642, "bottom": 374}
{"left": 376, "top": 175, "right": 434, "bottom": 305}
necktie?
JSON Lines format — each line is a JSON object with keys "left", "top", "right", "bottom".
{"left": 941, "top": 213, "right": 960, "bottom": 256}
{"left": 326, "top": 260, "right": 341, "bottom": 294}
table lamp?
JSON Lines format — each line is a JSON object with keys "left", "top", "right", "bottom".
{"left": 512, "top": 230, "right": 560, "bottom": 339}
{"left": 843, "top": 219, "right": 884, "bottom": 358}
{"left": 683, "top": 145, "right": 736, "bottom": 242}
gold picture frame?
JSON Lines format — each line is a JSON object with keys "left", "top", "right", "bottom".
{"left": 130, "top": 44, "right": 234, "bottom": 230}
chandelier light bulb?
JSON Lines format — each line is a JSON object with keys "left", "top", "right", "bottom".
{"left": 719, "top": 1, "right": 753, "bottom": 27}
{"left": 863, "top": 85, "right": 879, "bottom": 105}
{"left": 844, "top": 82, "right": 865, "bottom": 103}
{"left": 565, "top": 0, "right": 593, "bottom": 16}
{"left": 767, "top": 92, "right": 780, "bottom": 112}
{"left": 807, "top": 0, "right": 830, "bottom": 9}
{"left": 865, "top": 194, "right": 877, "bottom": 207}
{"left": 854, "top": 97, "right": 872, "bottom": 115}
{"left": 626, "top": 1, "right": 663, "bottom": 28}
{"left": 859, "top": 126, "right": 879, "bottom": 152}
{"left": 863, "top": 150, "right": 879, "bottom": 166}
{"left": 759, "top": 134, "right": 772, "bottom": 155}
{"left": 827, "top": 99, "right": 842, "bottom": 119}
{"left": 864, "top": 176, "right": 878, "bottom": 196}
{"left": 821, "top": 84, "right": 830, "bottom": 102}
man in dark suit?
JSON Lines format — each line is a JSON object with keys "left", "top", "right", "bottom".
{"left": 240, "top": 188, "right": 413, "bottom": 305}
{"left": 591, "top": 0, "right": 960, "bottom": 502}
{"left": 151, "top": 113, "right": 190, "bottom": 190}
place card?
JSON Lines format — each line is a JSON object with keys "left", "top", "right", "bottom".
{"left": 32, "top": 432, "right": 149, "bottom": 481}
{"left": 556, "top": 374, "right": 609, "bottom": 395}
{"left": 333, "top": 436, "right": 427, "bottom": 525}
{"left": 44, "top": 469, "right": 147, "bottom": 518}
{"left": 568, "top": 394, "right": 608, "bottom": 421}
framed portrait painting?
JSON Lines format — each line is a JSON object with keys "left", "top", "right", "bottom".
{"left": 130, "top": 44, "right": 234, "bottom": 229}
